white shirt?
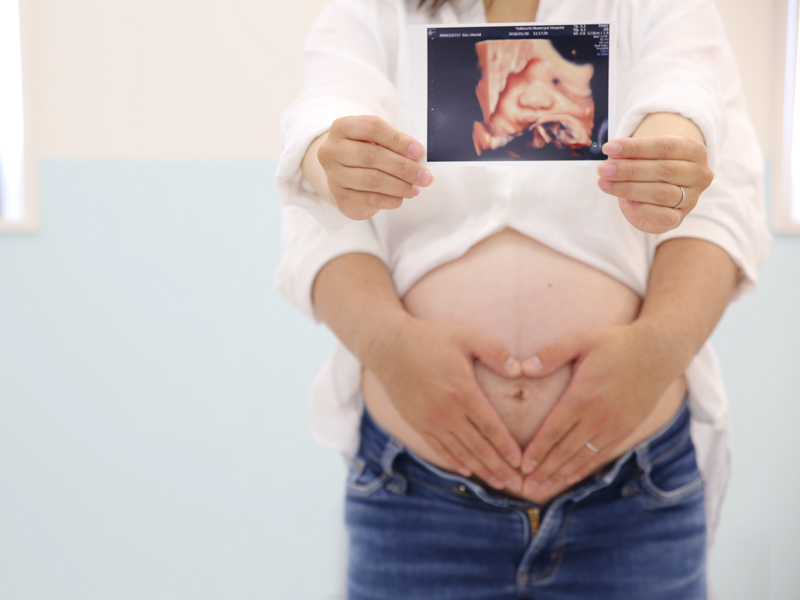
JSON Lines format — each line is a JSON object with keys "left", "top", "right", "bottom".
{"left": 274, "top": 0, "right": 772, "bottom": 547}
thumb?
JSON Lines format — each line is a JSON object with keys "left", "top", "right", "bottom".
{"left": 521, "top": 330, "right": 589, "bottom": 378}
{"left": 462, "top": 329, "right": 521, "bottom": 378}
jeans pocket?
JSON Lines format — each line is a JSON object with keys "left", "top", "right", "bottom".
{"left": 346, "top": 455, "right": 389, "bottom": 498}
{"left": 639, "top": 433, "right": 704, "bottom": 506}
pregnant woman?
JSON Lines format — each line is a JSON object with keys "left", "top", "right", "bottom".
{"left": 275, "top": 0, "right": 770, "bottom": 598}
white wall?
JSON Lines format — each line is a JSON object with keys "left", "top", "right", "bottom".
{"left": 22, "top": 0, "right": 327, "bottom": 159}
{"left": 714, "top": 0, "right": 786, "bottom": 159}
{"left": 20, "top": 0, "right": 787, "bottom": 162}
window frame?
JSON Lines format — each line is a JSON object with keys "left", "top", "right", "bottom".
{"left": 0, "top": 0, "right": 38, "bottom": 233}
{"left": 776, "top": 0, "right": 800, "bottom": 234}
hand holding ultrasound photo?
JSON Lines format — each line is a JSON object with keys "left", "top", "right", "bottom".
{"left": 411, "top": 23, "right": 615, "bottom": 163}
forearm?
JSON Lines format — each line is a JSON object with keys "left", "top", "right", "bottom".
{"left": 629, "top": 115, "right": 735, "bottom": 364}
{"left": 311, "top": 251, "right": 525, "bottom": 485}
{"left": 635, "top": 237, "right": 739, "bottom": 373}
{"left": 312, "top": 252, "right": 408, "bottom": 371}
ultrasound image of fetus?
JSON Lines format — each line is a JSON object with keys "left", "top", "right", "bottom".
{"left": 472, "top": 39, "right": 595, "bottom": 156}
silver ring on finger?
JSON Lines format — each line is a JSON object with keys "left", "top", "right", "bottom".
{"left": 585, "top": 442, "right": 600, "bottom": 453}
{"left": 672, "top": 185, "right": 686, "bottom": 210}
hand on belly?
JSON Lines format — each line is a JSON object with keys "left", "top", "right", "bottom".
{"left": 362, "top": 229, "right": 686, "bottom": 505}
{"left": 475, "top": 361, "right": 600, "bottom": 505}
{"left": 516, "top": 324, "right": 688, "bottom": 499}
{"left": 361, "top": 316, "right": 528, "bottom": 491}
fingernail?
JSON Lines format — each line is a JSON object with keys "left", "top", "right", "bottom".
{"left": 506, "top": 455, "right": 521, "bottom": 469}
{"left": 408, "top": 143, "right": 425, "bottom": 160}
{"left": 522, "top": 459, "right": 538, "bottom": 475}
{"left": 457, "top": 467, "right": 472, "bottom": 477}
{"left": 506, "top": 477, "right": 522, "bottom": 492}
{"left": 541, "top": 479, "right": 553, "bottom": 489}
{"left": 416, "top": 170, "right": 433, "bottom": 186}
{"left": 489, "top": 477, "right": 504, "bottom": 490}
{"left": 524, "top": 479, "right": 539, "bottom": 495}
{"left": 598, "top": 178, "right": 613, "bottom": 192}
{"left": 522, "top": 356, "right": 542, "bottom": 375}
{"left": 566, "top": 474, "right": 581, "bottom": 485}
{"left": 597, "top": 162, "right": 616, "bottom": 177}
{"left": 411, "top": 185, "right": 421, "bottom": 197}
{"left": 602, "top": 142, "right": 622, "bottom": 156}
{"left": 505, "top": 357, "right": 522, "bottom": 377}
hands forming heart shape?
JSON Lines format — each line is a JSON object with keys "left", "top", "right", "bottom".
{"left": 372, "top": 315, "right": 680, "bottom": 502}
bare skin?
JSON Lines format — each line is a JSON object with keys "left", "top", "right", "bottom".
{"left": 301, "top": 0, "right": 729, "bottom": 495}
{"left": 360, "top": 229, "right": 689, "bottom": 504}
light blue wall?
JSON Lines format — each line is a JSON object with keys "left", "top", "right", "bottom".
{"left": 0, "top": 160, "right": 797, "bottom": 599}
{"left": 0, "top": 162, "right": 345, "bottom": 599}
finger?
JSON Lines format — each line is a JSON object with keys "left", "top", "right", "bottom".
{"left": 602, "top": 136, "right": 707, "bottom": 163}
{"left": 338, "top": 139, "right": 434, "bottom": 187}
{"left": 525, "top": 420, "right": 593, "bottom": 487}
{"left": 441, "top": 431, "right": 504, "bottom": 489}
{"left": 465, "top": 389, "right": 523, "bottom": 470}
{"left": 559, "top": 441, "right": 616, "bottom": 487}
{"left": 334, "top": 115, "right": 426, "bottom": 160}
{"left": 597, "top": 179, "right": 689, "bottom": 209}
{"left": 530, "top": 421, "right": 604, "bottom": 487}
{"left": 464, "top": 329, "right": 522, "bottom": 378}
{"left": 460, "top": 419, "right": 523, "bottom": 491}
{"left": 521, "top": 330, "right": 588, "bottom": 378}
{"left": 596, "top": 158, "right": 696, "bottom": 185}
{"left": 520, "top": 403, "right": 579, "bottom": 474}
{"left": 335, "top": 166, "right": 419, "bottom": 199}
{"left": 422, "top": 433, "right": 472, "bottom": 478}
{"left": 617, "top": 198, "right": 683, "bottom": 235}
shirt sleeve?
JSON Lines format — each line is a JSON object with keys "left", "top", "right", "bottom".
{"left": 615, "top": 0, "right": 728, "bottom": 170}
{"left": 276, "top": 0, "right": 399, "bottom": 231}
{"left": 274, "top": 204, "right": 388, "bottom": 322}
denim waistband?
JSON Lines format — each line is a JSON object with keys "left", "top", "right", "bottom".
{"left": 357, "top": 398, "right": 691, "bottom": 510}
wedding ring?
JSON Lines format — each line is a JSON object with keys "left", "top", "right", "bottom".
{"left": 585, "top": 442, "right": 600, "bottom": 453}
{"left": 672, "top": 185, "right": 686, "bottom": 210}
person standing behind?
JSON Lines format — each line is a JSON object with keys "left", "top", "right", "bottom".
{"left": 276, "top": 1, "right": 771, "bottom": 597}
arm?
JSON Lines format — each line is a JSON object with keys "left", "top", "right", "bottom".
{"left": 518, "top": 237, "right": 738, "bottom": 492}
{"left": 276, "top": 0, "right": 422, "bottom": 230}
{"left": 516, "top": 111, "right": 737, "bottom": 491}
{"left": 312, "top": 252, "right": 525, "bottom": 491}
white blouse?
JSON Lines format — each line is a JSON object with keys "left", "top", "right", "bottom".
{"left": 274, "top": 0, "right": 772, "bottom": 547}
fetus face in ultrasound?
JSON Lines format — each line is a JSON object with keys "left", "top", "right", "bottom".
{"left": 473, "top": 39, "right": 595, "bottom": 156}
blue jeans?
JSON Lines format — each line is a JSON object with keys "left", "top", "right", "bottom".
{"left": 345, "top": 402, "right": 706, "bottom": 600}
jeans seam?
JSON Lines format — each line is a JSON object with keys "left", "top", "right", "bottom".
{"left": 640, "top": 473, "right": 704, "bottom": 504}
{"left": 528, "top": 502, "right": 574, "bottom": 585}
{"left": 402, "top": 473, "right": 487, "bottom": 506}
{"left": 346, "top": 456, "right": 389, "bottom": 498}
{"left": 647, "top": 429, "right": 693, "bottom": 467}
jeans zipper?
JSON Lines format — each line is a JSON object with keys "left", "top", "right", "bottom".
{"left": 526, "top": 507, "right": 540, "bottom": 538}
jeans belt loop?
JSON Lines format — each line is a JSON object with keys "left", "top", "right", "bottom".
{"left": 381, "top": 437, "right": 408, "bottom": 495}
{"left": 633, "top": 441, "right": 653, "bottom": 476}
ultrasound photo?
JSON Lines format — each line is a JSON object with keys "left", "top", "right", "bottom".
{"left": 420, "top": 24, "right": 613, "bottom": 163}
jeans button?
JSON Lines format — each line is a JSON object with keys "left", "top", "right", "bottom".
{"left": 453, "top": 484, "right": 471, "bottom": 497}
{"left": 621, "top": 481, "right": 639, "bottom": 497}
{"left": 386, "top": 476, "right": 407, "bottom": 495}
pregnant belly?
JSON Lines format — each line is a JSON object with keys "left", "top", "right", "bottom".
{"left": 361, "top": 228, "right": 686, "bottom": 500}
